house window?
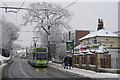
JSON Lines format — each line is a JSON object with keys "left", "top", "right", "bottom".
{"left": 84, "top": 42, "right": 86, "bottom": 46}
{"left": 93, "top": 37, "right": 97, "bottom": 44}
{"left": 94, "top": 39, "right": 97, "bottom": 44}
{"left": 82, "top": 56, "right": 86, "bottom": 64}
{"left": 110, "top": 45, "right": 113, "bottom": 47}
{"left": 87, "top": 38, "right": 89, "bottom": 41}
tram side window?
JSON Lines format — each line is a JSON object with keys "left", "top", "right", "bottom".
{"left": 33, "top": 53, "right": 35, "bottom": 59}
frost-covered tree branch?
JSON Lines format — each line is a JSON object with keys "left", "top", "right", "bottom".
{"left": 0, "top": 19, "right": 19, "bottom": 57}
{"left": 23, "top": 2, "right": 72, "bottom": 43}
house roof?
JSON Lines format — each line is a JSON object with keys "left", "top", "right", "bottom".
{"left": 74, "top": 45, "right": 81, "bottom": 49}
{"left": 79, "top": 29, "right": 118, "bottom": 40}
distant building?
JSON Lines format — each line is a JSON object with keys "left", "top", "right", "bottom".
{"left": 79, "top": 29, "right": 120, "bottom": 68}
{"left": 68, "top": 30, "right": 89, "bottom": 46}
{"left": 79, "top": 19, "right": 119, "bottom": 49}
{"left": 79, "top": 29, "right": 119, "bottom": 48}
{"left": 78, "top": 19, "right": 120, "bottom": 68}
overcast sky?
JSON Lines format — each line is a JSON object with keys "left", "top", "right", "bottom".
{"left": 0, "top": 0, "right": 119, "bottom": 47}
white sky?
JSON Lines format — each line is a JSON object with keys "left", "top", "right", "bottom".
{"left": 0, "top": 0, "right": 119, "bottom": 47}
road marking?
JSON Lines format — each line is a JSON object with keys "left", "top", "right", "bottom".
{"left": 19, "top": 61, "right": 30, "bottom": 78}
{"left": 9, "top": 60, "right": 16, "bottom": 79}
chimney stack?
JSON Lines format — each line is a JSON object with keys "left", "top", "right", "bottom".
{"left": 97, "top": 18, "right": 104, "bottom": 31}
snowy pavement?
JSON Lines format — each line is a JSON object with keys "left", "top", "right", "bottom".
{"left": 48, "top": 61, "right": 119, "bottom": 79}
{"left": 0, "top": 55, "right": 12, "bottom": 80}
{"left": 0, "top": 63, "right": 7, "bottom": 80}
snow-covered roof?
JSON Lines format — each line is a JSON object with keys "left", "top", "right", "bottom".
{"left": 74, "top": 45, "right": 81, "bottom": 49}
{"left": 79, "top": 29, "right": 118, "bottom": 40}
{"left": 73, "top": 53, "right": 85, "bottom": 55}
{"left": 74, "top": 45, "right": 87, "bottom": 49}
{"left": 86, "top": 52, "right": 94, "bottom": 54}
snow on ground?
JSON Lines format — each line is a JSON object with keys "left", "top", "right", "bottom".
{"left": 61, "top": 68, "right": 119, "bottom": 78}
{"left": 0, "top": 63, "right": 7, "bottom": 80}
{"left": 0, "top": 55, "right": 10, "bottom": 79}
{"left": 49, "top": 62, "right": 119, "bottom": 78}
{"left": 0, "top": 63, "right": 7, "bottom": 67}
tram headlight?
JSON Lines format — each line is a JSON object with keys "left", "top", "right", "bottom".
{"left": 36, "top": 61, "right": 40, "bottom": 63}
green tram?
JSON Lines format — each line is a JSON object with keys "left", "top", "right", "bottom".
{"left": 28, "top": 47, "right": 48, "bottom": 67}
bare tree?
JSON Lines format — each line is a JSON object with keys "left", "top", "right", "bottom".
{"left": 23, "top": 2, "right": 71, "bottom": 45}
{"left": 39, "top": 28, "right": 68, "bottom": 46}
{"left": 23, "top": 2, "right": 72, "bottom": 60}
{"left": 0, "top": 19, "right": 19, "bottom": 57}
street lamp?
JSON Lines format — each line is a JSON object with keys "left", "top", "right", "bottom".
{"left": 33, "top": 36, "right": 38, "bottom": 47}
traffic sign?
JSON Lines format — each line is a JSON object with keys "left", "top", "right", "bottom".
{"left": 66, "top": 41, "right": 74, "bottom": 50}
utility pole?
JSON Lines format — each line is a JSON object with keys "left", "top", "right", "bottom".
{"left": 72, "top": 40, "right": 74, "bottom": 55}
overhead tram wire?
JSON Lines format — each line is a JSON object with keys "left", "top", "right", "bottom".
{"left": 1, "top": 0, "right": 8, "bottom": 12}
{"left": 0, "top": 0, "right": 79, "bottom": 49}
{"left": 0, "top": 0, "right": 78, "bottom": 12}
{"left": 1, "top": 0, "right": 27, "bottom": 13}
{"left": 60, "top": 0, "right": 79, "bottom": 12}
{"left": 1, "top": 0, "right": 7, "bottom": 7}
{"left": 0, "top": 0, "right": 78, "bottom": 29}
{"left": 16, "top": 0, "right": 26, "bottom": 13}
{"left": 15, "top": 0, "right": 26, "bottom": 28}
{"left": 1, "top": 0, "right": 18, "bottom": 28}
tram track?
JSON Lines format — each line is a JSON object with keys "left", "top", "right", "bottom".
{"left": 27, "top": 58, "right": 78, "bottom": 78}
{"left": 21, "top": 59, "right": 57, "bottom": 78}
{"left": 8, "top": 60, "right": 16, "bottom": 79}
{"left": 21, "top": 59, "right": 72, "bottom": 78}
{"left": 19, "top": 61, "right": 30, "bottom": 78}
{"left": 8, "top": 58, "right": 30, "bottom": 78}
{"left": 4, "top": 58, "right": 80, "bottom": 79}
